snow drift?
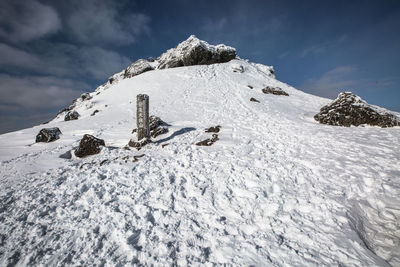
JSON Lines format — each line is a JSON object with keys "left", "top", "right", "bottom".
{"left": 0, "top": 36, "right": 399, "bottom": 266}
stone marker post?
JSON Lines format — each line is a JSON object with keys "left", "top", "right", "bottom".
{"left": 136, "top": 94, "right": 150, "bottom": 141}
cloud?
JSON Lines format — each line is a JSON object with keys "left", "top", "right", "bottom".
{"left": 300, "top": 35, "right": 348, "bottom": 58}
{"left": 300, "top": 66, "right": 360, "bottom": 98}
{"left": 0, "top": 74, "right": 88, "bottom": 109}
{"left": 0, "top": 43, "right": 131, "bottom": 80}
{"left": 66, "top": 0, "right": 150, "bottom": 46}
{"left": 0, "top": 43, "right": 41, "bottom": 68}
{"left": 0, "top": 0, "right": 61, "bottom": 42}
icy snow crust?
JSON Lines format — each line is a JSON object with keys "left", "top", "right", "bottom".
{"left": 0, "top": 60, "right": 399, "bottom": 266}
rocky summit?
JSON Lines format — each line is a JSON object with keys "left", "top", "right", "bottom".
{"left": 157, "top": 35, "right": 236, "bottom": 69}
{"left": 314, "top": 92, "right": 400, "bottom": 127}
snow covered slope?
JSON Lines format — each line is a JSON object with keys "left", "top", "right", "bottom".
{"left": 1, "top": 55, "right": 400, "bottom": 265}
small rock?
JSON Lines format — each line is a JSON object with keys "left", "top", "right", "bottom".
{"left": 262, "top": 86, "right": 289, "bottom": 96}
{"left": 81, "top": 93, "right": 92, "bottom": 101}
{"left": 196, "top": 134, "right": 219, "bottom": 146}
{"left": 147, "top": 57, "right": 155, "bottom": 62}
{"left": 91, "top": 110, "right": 99, "bottom": 116}
{"left": 205, "top": 126, "right": 221, "bottom": 133}
{"left": 128, "top": 138, "right": 151, "bottom": 150}
{"left": 250, "top": 97, "right": 260, "bottom": 103}
{"left": 64, "top": 111, "right": 79, "bottom": 121}
{"left": 151, "top": 126, "right": 168, "bottom": 138}
{"left": 248, "top": 85, "right": 253, "bottom": 89}
{"left": 232, "top": 64, "right": 244, "bottom": 73}
{"left": 36, "top": 127, "right": 62, "bottom": 143}
{"left": 74, "top": 134, "right": 105, "bottom": 158}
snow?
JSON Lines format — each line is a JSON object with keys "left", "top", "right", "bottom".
{"left": 0, "top": 59, "right": 399, "bottom": 266}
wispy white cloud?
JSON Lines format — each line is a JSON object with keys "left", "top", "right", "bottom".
{"left": 300, "top": 65, "right": 396, "bottom": 99}
{"left": 0, "top": 43, "right": 41, "bottom": 68}
{"left": 0, "top": 0, "right": 61, "bottom": 42}
{"left": 0, "top": 43, "right": 131, "bottom": 80}
{"left": 300, "top": 66, "right": 360, "bottom": 98}
{"left": 300, "top": 35, "right": 348, "bottom": 58}
{"left": 0, "top": 74, "right": 88, "bottom": 109}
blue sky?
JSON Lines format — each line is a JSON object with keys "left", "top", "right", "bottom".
{"left": 0, "top": 0, "right": 399, "bottom": 133}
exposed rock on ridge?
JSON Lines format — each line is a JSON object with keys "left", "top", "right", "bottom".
{"left": 157, "top": 35, "right": 236, "bottom": 69}
{"left": 314, "top": 92, "right": 400, "bottom": 127}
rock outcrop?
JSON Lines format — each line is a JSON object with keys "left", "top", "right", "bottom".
{"left": 157, "top": 35, "right": 236, "bottom": 69}
{"left": 64, "top": 111, "right": 79, "bottom": 121}
{"left": 35, "top": 127, "right": 62, "bottom": 143}
{"left": 262, "top": 86, "right": 289, "bottom": 96}
{"left": 314, "top": 92, "right": 400, "bottom": 127}
{"left": 74, "top": 134, "right": 105, "bottom": 157}
{"left": 123, "top": 59, "right": 154, "bottom": 79}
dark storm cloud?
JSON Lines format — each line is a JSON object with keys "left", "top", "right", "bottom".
{"left": 0, "top": 0, "right": 61, "bottom": 42}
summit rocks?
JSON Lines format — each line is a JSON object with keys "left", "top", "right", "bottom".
{"left": 157, "top": 35, "right": 236, "bottom": 69}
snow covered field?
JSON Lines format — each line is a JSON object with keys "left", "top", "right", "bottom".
{"left": 0, "top": 59, "right": 399, "bottom": 266}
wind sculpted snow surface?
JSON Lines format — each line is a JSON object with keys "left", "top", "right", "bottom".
{"left": 0, "top": 60, "right": 399, "bottom": 266}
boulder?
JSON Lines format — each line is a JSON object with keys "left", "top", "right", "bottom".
{"left": 314, "top": 92, "right": 400, "bottom": 127}
{"left": 157, "top": 35, "right": 236, "bottom": 69}
{"left": 74, "top": 134, "right": 105, "bottom": 158}
{"left": 250, "top": 97, "right": 260, "bottom": 103}
{"left": 35, "top": 127, "right": 62, "bottom": 143}
{"left": 64, "top": 111, "right": 79, "bottom": 121}
{"left": 262, "top": 86, "right": 289, "bottom": 96}
{"left": 123, "top": 59, "right": 154, "bottom": 79}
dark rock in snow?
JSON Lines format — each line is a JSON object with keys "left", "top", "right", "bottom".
{"left": 151, "top": 126, "right": 168, "bottom": 138}
{"left": 80, "top": 93, "right": 92, "bottom": 101}
{"left": 196, "top": 134, "right": 219, "bottom": 146}
{"left": 132, "top": 115, "right": 169, "bottom": 138}
{"left": 250, "top": 98, "right": 260, "bottom": 103}
{"left": 36, "top": 127, "right": 62, "bottom": 143}
{"left": 232, "top": 64, "right": 244, "bottom": 73}
{"left": 314, "top": 92, "right": 400, "bottom": 127}
{"left": 74, "top": 134, "right": 105, "bottom": 158}
{"left": 128, "top": 138, "right": 151, "bottom": 150}
{"left": 262, "top": 86, "right": 289, "bottom": 96}
{"left": 123, "top": 59, "right": 154, "bottom": 79}
{"left": 91, "top": 110, "right": 99, "bottom": 116}
{"left": 157, "top": 35, "right": 236, "bottom": 69}
{"left": 64, "top": 111, "right": 79, "bottom": 121}
{"left": 147, "top": 57, "right": 155, "bottom": 62}
{"left": 205, "top": 126, "right": 221, "bottom": 133}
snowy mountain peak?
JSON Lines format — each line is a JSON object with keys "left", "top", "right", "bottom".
{"left": 1, "top": 35, "right": 400, "bottom": 266}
